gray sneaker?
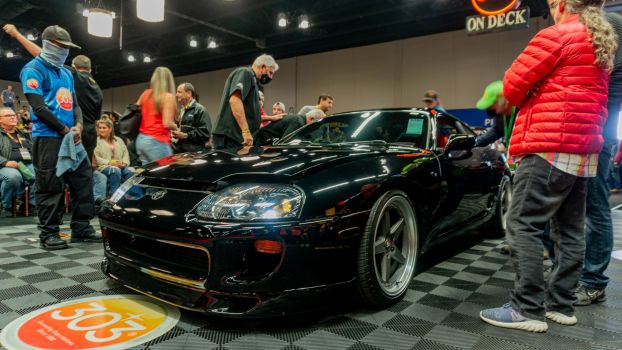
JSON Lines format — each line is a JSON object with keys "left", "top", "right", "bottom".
{"left": 575, "top": 284, "right": 606, "bottom": 306}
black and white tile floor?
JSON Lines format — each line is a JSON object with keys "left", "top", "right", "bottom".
{"left": 0, "top": 213, "right": 621, "bottom": 350}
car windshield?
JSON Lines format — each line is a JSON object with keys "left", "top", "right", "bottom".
{"left": 278, "top": 110, "right": 429, "bottom": 148}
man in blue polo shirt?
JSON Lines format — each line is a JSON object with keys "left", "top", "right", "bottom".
{"left": 20, "top": 25, "right": 98, "bottom": 250}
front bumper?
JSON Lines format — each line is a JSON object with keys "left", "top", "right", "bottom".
{"left": 99, "top": 212, "right": 367, "bottom": 316}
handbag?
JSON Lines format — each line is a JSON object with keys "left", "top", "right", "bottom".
{"left": 119, "top": 103, "right": 142, "bottom": 140}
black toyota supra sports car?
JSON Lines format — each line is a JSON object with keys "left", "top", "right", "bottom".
{"left": 99, "top": 108, "right": 512, "bottom": 317}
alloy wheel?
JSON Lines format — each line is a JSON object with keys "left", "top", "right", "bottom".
{"left": 372, "top": 196, "right": 418, "bottom": 297}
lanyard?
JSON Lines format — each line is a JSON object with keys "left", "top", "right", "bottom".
{"left": 503, "top": 107, "right": 517, "bottom": 148}
{"left": 5, "top": 131, "right": 23, "bottom": 147}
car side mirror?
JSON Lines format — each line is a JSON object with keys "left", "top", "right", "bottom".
{"left": 444, "top": 135, "right": 475, "bottom": 160}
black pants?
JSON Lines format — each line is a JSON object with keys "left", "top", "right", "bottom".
{"left": 213, "top": 134, "right": 242, "bottom": 149}
{"left": 507, "top": 155, "right": 587, "bottom": 320}
{"left": 82, "top": 123, "right": 97, "bottom": 164}
{"left": 32, "top": 137, "right": 95, "bottom": 242}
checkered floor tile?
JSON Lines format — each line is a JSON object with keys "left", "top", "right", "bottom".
{"left": 0, "top": 212, "right": 621, "bottom": 350}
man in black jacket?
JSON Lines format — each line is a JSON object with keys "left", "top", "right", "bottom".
{"left": 255, "top": 109, "right": 325, "bottom": 146}
{"left": 173, "top": 83, "right": 211, "bottom": 153}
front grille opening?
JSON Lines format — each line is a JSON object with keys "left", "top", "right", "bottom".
{"left": 107, "top": 229, "right": 209, "bottom": 280}
{"left": 223, "top": 240, "right": 282, "bottom": 285}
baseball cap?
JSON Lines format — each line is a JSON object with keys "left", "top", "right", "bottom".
{"left": 476, "top": 81, "right": 503, "bottom": 110}
{"left": 422, "top": 90, "right": 439, "bottom": 102}
{"left": 41, "top": 25, "right": 81, "bottom": 49}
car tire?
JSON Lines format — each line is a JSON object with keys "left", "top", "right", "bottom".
{"left": 483, "top": 174, "right": 512, "bottom": 239}
{"left": 356, "top": 190, "right": 419, "bottom": 308}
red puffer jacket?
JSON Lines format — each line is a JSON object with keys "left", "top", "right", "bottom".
{"left": 504, "top": 14, "right": 609, "bottom": 156}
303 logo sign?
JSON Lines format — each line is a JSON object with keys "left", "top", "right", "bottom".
{"left": 0, "top": 295, "right": 180, "bottom": 350}
{"left": 472, "top": 0, "right": 522, "bottom": 15}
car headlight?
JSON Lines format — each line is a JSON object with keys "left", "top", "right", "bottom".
{"left": 109, "top": 175, "right": 145, "bottom": 204}
{"left": 195, "top": 184, "right": 304, "bottom": 220}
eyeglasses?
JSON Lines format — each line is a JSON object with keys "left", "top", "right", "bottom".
{"left": 0, "top": 114, "right": 17, "bottom": 119}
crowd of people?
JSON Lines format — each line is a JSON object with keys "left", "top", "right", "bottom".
{"left": 0, "top": 0, "right": 620, "bottom": 335}
{"left": 0, "top": 23, "right": 334, "bottom": 249}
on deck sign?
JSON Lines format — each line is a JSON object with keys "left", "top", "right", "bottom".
{"left": 0, "top": 295, "right": 180, "bottom": 350}
{"left": 467, "top": 2, "right": 530, "bottom": 35}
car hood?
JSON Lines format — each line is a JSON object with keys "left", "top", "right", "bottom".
{"left": 139, "top": 145, "right": 425, "bottom": 185}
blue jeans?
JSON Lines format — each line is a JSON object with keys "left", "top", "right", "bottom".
{"left": 580, "top": 138, "right": 616, "bottom": 289}
{"left": 607, "top": 162, "right": 621, "bottom": 189}
{"left": 135, "top": 133, "right": 172, "bottom": 165}
{"left": 101, "top": 166, "right": 134, "bottom": 196}
{"left": 0, "top": 163, "right": 35, "bottom": 209}
{"left": 92, "top": 170, "right": 107, "bottom": 201}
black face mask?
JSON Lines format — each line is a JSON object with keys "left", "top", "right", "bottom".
{"left": 259, "top": 74, "right": 272, "bottom": 85}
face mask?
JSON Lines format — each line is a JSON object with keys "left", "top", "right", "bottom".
{"left": 40, "top": 40, "right": 69, "bottom": 68}
{"left": 259, "top": 73, "right": 272, "bottom": 85}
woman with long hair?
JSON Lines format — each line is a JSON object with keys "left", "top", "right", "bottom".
{"left": 135, "top": 66, "right": 179, "bottom": 164}
{"left": 94, "top": 116, "right": 133, "bottom": 196}
{"left": 480, "top": 0, "right": 616, "bottom": 332}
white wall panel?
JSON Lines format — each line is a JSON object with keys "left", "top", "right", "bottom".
{"left": 91, "top": 17, "right": 549, "bottom": 125}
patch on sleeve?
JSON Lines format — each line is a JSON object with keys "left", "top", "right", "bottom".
{"left": 26, "top": 79, "right": 39, "bottom": 89}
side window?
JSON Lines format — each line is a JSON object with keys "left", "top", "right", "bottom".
{"left": 435, "top": 116, "right": 459, "bottom": 148}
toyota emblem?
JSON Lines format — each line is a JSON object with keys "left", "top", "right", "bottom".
{"left": 150, "top": 190, "right": 167, "bottom": 200}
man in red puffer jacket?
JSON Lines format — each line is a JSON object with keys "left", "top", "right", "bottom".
{"left": 480, "top": 0, "right": 617, "bottom": 333}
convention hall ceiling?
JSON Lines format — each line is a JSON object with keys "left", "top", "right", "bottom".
{"left": 0, "top": 0, "right": 549, "bottom": 88}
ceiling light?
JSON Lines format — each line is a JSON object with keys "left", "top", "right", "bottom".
{"left": 143, "top": 55, "right": 152, "bottom": 63}
{"left": 298, "top": 15, "right": 310, "bottom": 29}
{"left": 137, "top": 0, "right": 165, "bottom": 22}
{"left": 26, "top": 33, "right": 36, "bottom": 41}
{"left": 5, "top": 51, "right": 14, "bottom": 58}
{"left": 278, "top": 13, "right": 287, "bottom": 28}
{"left": 84, "top": 8, "right": 116, "bottom": 38}
{"left": 207, "top": 37, "right": 218, "bottom": 49}
{"left": 127, "top": 54, "right": 136, "bottom": 62}
{"left": 189, "top": 38, "right": 198, "bottom": 47}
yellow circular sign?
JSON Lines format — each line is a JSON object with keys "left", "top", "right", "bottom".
{"left": 1, "top": 295, "right": 180, "bottom": 350}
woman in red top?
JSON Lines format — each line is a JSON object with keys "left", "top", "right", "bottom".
{"left": 135, "top": 67, "right": 179, "bottom": 165}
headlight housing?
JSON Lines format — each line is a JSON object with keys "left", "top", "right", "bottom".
{"left": 109, "top": 175, "right": 145, "bottom": 204}
{"left": 195, "top": 184, "right": 304, "bottom": 221}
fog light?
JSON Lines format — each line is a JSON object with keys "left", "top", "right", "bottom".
{"left": 254, "top": 240, "right": 283, "bottom": 254}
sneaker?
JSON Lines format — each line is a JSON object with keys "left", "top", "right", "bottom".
{"left": 480, "top": 303, "right": 548, "bottom": 332}
{"left": 575, "top": 284, "right": 606, "bottom": 306}
{"left": 70, "top": 233, "right": 103, "bottom": 243}
{"left": 40, "top": 236, "right": 68, "bottom": 250}
{"left": 545, "top": 311, "right": 577, "bottom": 325}
{"left": 2, "top": 208, "right": 14, "bottom": 218}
